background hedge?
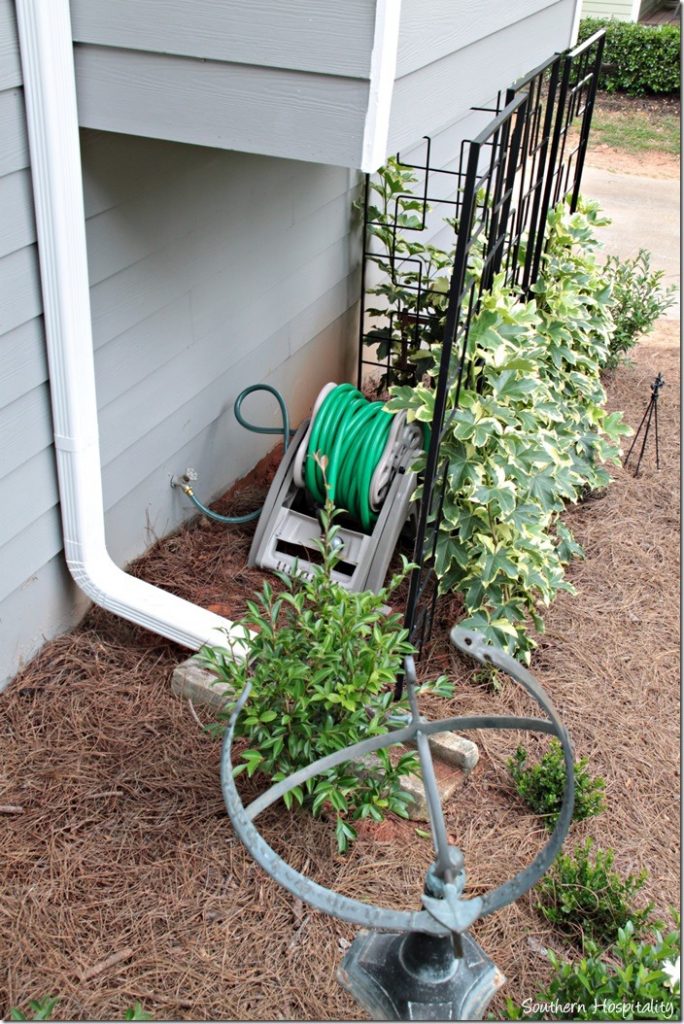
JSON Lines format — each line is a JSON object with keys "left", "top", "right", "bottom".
{"left": 579, "top": 17, "right": 680, "bottom": 95}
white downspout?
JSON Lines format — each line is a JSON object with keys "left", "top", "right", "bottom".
{"left": 15, "top": 0, "right": 245, "bottom": 655}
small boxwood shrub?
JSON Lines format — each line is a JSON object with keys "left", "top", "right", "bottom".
{"left": 579, "top": 18, "right": 681, "bottom": 95}
{"left": 536, "top": 838, "right": 653, "bottom": 946}
{"left": 604, "top": 249, "right": 676, "bottom": 368}
{"left": 508, "top": 740, "right": 606, "bottom": 829}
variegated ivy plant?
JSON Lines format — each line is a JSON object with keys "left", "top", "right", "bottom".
{"left": 364, "top": 162, "right": 630, "bottom": 658}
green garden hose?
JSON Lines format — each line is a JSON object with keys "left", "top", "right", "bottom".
{"left": 181, "top": 384, "right": 290, "bottom": 525}
{"left": 304, "top": 383, "right": 394, "bottom": 531}
{"left": 181, "top": 382, "right": 417, "bottom": 531}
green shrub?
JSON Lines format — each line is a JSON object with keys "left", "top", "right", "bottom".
{"left": 201, "top": 498, "right": 422, "bottom": 852}
{"left": 506, "top": 919, "right": 681, "bottom": 1020}
{"left": 604, "top": 250, "right": 676, "bottom": 368}
{"left": 508, "top": 740, "right": 606, "bottom": 828}
{"left": 536, "top": 838, "right": 653, "bottom": 945}
{"left": 578, "top": 18, "right": 680, "bottom": 95}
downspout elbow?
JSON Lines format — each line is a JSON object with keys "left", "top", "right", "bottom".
{"left": 56, "top": 440, "right": 249, "bottom": 656}
{"left": 67, "top": 546, "right": 249, "bottom": 656}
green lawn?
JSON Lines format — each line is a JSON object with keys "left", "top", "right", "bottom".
{"left": 589, "top": 108, "right": 680, "bottom": 155}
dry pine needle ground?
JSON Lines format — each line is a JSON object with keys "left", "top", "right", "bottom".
{"left": 0, "top": 323, "right": 679, "bottom": 1021}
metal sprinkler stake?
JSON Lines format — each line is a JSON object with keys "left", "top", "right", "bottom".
{"left": 220, "top": 626, "right": 576, "bottom": 1021}
{"left": 623, "top": 372, "right": 665, "bottom": 477}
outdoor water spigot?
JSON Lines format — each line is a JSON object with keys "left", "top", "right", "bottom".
{"left": 219, "top": 626, "right": 576, "bottom": 1021}
{"left": 169, "top": 468, "right": 198, "bottom": 495}
{"left": 170, "top": 467, "right": 198, "bottom": 493}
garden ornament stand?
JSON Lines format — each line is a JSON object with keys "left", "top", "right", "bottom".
{"left": 623, "top": 372, "right": 665, "bottom": 477}
{"left": 220, "top": 625, "right": 576, "bottom": 1021}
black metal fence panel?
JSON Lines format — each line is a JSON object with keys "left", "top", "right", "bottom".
{"left": 356, "top": 32, "right": 606, "bottom": 655}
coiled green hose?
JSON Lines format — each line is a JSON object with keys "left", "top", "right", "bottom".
{"left": 304, "top": 383, "right": 393, "bottom": 531}
{"left": 182, "top": 382, "right": 406, "bottom": 530}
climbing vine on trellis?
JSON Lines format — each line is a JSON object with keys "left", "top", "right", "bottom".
{"left": 363, "top": 161, "right": 630, "bottom": 657}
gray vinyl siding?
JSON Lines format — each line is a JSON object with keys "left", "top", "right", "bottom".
{"left": 0, "top": 0, "right": 19, "bottom": 89}
{"left": 69, "top": 0, "right": 374, "bottom": 167}
{"left": 581, "top": 0, "right": 635, "bottom": 19}
{"left": 70, "top": 0, "right": 376, "bottom": 79}
{"left": 388, "top": 0, "right": 578, "bottom": 152}
{"left": 73, "top": 48, "right": 371, "bottom": 169}
{"left": 395, "top": 0, "right": 573, "bottom": 77}
{"left": 0, "top": 1, "right": 362, "bottom": 689}
{"left": 0, "top": 316, "right": 46, "bottom": 412}
{"left": 0, "top": 87, "right": 29, "bottom": 176}
{"left": 0, "top": 168, "right": 34, "bottom": 257}
{"left": 0, "top": 1, "right": 54, "bottom": 684}
{"left": 69, "top": 0, "right": 376, "bottom": 167}
{"left": 0, "top": 553, "right": 91, "bottom": 683}
{"left": 69, "top": 0, "right": 581, "bottom": 170}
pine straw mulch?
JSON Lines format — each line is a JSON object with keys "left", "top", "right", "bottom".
{"left": 594, "top": 90, "right": 680, "bottom": 119}
{"left": 0, "top": 323, "right": 679, "bottom": 1022}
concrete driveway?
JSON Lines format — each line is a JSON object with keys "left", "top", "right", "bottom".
{"left": 581, "top": 163, "right": 680, "bottom": 317}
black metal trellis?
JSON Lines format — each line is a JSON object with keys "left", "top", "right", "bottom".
{"left": 504, "top": 29, "right": 606, "bottom": 291}
{"left": 505, "top": 53, "right": 565, "bottom": 293}
{"left": 403, "top": 93, "right": 530, "bottom": 657}
{"left": 356, "top": 134, "right": 468, "bottom": 391}
{"left": 543, "top": 32, "right": 607, "bottom": 217}
{"left": 356, "top": 32, "right": 606, "bottom": 659}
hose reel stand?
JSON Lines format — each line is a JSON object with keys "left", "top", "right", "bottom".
{"left": 248, "top": 382, "right": 424, "bottom": 591}
{"left": 221, "top": 625, "right": 576, "bottom": 1021}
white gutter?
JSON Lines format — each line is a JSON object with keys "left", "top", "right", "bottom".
{"left": 361, "top": 0, "right": 402, "bottom": 173}
{"left": 15, "top": 0, "right": 245, "bottom": 656}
